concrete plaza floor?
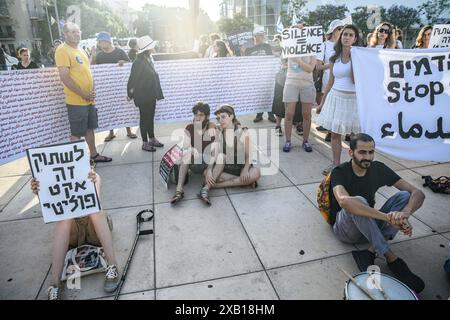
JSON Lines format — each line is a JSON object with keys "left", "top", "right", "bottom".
{"left": 0, "top": 115, "right": 449, "bottom": 300}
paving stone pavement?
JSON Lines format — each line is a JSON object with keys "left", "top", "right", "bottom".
{"left": 1, "top": 115, "right": 449, "bottom": 300}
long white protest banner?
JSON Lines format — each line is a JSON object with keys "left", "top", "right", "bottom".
{"left": 26, "top": 140, "right": 101, "bottom": 223}
{"left": 0, "top": 56, "right": 280, "bottom": 165}
{"left": 352, "top": 47, "right": 450, "bottom": 162}
{"left": 281, "top": 26, "right": 324, "bottom": 58}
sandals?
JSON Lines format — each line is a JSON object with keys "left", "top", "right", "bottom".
{"left": 198, "top": 187, "right": 211, "bottom": 206}
{"left": 104, "top": 135, "right": 116, "bottom": 142}
{"left": 170, "top": 191, "right": 184, "bottom": 205}
{"left": 91, "top": 153, "right": 112, "bottom": 163}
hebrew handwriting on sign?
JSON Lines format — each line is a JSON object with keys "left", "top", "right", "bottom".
{"left": 68, "top": 193, "right": 97, "bottom": 212}
{"left": 30, "top": 145, "right": 85, "bottom": 173}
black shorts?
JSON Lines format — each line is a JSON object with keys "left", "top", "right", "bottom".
{"left": 66, "top": 104, "right": 98, "bottom": 137}
{"left": 223, "top": 164, "right": 253, "bottom": 176}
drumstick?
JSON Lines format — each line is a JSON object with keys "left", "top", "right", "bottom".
{"left": 340, "top": 268, "right": 376, "bottom": 300}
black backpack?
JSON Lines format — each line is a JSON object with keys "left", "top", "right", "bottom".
{"left": 422, "top": 176, "right": 450, "bottom": 194}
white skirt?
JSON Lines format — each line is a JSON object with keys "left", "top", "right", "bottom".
{"left": 317, "top": 89, "right": 361, "bottom": 135}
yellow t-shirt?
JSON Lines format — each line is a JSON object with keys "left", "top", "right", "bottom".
{"left": 55, "top": 43, "right": 94, "bottom": 106}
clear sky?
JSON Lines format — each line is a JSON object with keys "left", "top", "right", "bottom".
{"left": 128, "top": 0, "right": 222, "bottom": 21}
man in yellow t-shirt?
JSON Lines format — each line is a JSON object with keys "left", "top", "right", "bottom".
{"left": 55, "top": 22, "right": 112, "bottom": 163}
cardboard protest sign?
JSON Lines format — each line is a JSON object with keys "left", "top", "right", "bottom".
{"left": 281, "top": 26, "right": 324, "bottom": 58}
{"left": 159, "top": 144, "right": 184, "bottom": 190}
{"left": 429, "top": 24, "right": 450, "bottom": 48}
{"left": 26, "top": 140, "right": 101, "bottom": 223}
{"left": 352, "top": 47, "right": 450, "bottom": 162}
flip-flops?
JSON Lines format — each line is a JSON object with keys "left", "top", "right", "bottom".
{"left": 198, "top": 187, "right": 211, "bottom": 206}
{"left": 104, "top": 135, "right": 116, "bottom": 142}
{"left": 351, "top": 249, "right": 376, "bottom": 272}
{"left": 170, "top": 191, "right": 184, "bottom": 205}
{"left": 91, "top": 153, "right": 112, "bottom": 163}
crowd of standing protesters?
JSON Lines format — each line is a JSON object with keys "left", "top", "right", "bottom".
{"left": 2, "top": 16, "right": 447, "bottom": 300}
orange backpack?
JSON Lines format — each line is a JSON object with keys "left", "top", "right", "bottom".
{"left": 317, "top": 174, "right": 333, "bottom": 225}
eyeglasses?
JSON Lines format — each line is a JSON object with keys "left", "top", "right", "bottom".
{"left": 378, "top": 28, "right": 390, "bottom": 34}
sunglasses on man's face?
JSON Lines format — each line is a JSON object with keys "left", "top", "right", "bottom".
{"left": 378, "top": 28, "right": 390, "bottom": 34}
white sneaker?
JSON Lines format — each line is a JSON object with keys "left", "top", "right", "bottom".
{"left": 275, "top": 126, "right": 283, "bottom": 136}
{"left": 47, "top": 285, "right": 60, "bottom": 300}
{"left": 104, "top": 265, "right": 120, "bottom": 293}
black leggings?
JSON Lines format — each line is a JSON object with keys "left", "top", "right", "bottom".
{"left": 138, "top": 101, "right": 156, "bottom": 142}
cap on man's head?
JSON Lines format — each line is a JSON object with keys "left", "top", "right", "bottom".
{"left": 97, "top": 32, "right": 112, "bottom": 43}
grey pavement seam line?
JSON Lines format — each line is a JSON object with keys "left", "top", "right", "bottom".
{"left": 0, "top": 176, "right": 32, "bottom": 214}
{"left": 35, "top": 263, "right": 52, "bottom": 300}
{"left": 224, "top": 188, "right": 281, "bottom": 300}
{"left": 152, "top": 152, "right": 157, "bottom": 301}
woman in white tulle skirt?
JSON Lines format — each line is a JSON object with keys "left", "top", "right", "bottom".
{"left": 316, "top": 24, "right": 362, "bottom": 175}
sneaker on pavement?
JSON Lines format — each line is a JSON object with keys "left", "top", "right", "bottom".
{"left": 283, "top": 141, "right": 291, "bottom": 152}
{"left": 325, "top": 132, "right": 331, "bottom": 142}
{"left": 387, "top": 258, "right": 425, "bottom": 293}
{"left": 296, "top": 123, "right": 303, "bottom": 135}
{"left": 302, "top": 141, "right": 313, "bottom": 152}
{"left": 316, "top": 126, "right": 327, "bottom": 132}
{"left": 149, "top": 138, "right": 164, "bottom": 148}
{"left": 352, "top": 250, "right": 376, "bottom": 272}
{"left": 104, "top": 265, "right": 120, "bottom": 293}
{"left": 47, "top": 285, "right": 60, "bottom": 300}
{"left": 253, "top": 115, "right": 263, "bottom": 123}
{"left": 268, "top": 114, "right": 276, "bottom": 123}
{"left": 275, "top": 126, "right": 283, "bottom": 136}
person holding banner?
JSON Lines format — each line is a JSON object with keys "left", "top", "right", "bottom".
{"left": 282, "top": 25, "right": 317, "bottom": 153}
{"left": 368, "top": 22, "right": 397, "bottom": 49}
{"left": 198, "top": 105, "right": 260, "bottom": 205}
{"left": 55, "top": 23, "right": 112, "bottom": 163}
{"left": 412, "top": 25, "right": 432, "bottom": 49}
{"left": 245, "top": 29, "right": 277, "bottom": 124}
{"left": 12, "top": 48, "right": 40, "bottom": 70}
{"left": 316, "top": 24, "right": 362, "bottom": 175}
{"left": 93, "top": 31, "right": 138, "bottom": 142}
{"left": 315, "top": 19, "right": 344, "bottom": 140}
{"left": 330, "top": 133, "right": 426, "bottom": 293}
{"left": 127, "top": 36, "right": 165, "bottom": 152}
{"left": 31, "top": 171, "right": 120, "bottom": 300}
{"left": 171, "top": 102, "right": 217, "bottom": 205}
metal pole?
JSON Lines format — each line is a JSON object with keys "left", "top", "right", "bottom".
{"left": 54, "top": 0, "right": 62, "bottom": 39}
{"left": 45, "top": 1, "right": 54, "bottom": 44}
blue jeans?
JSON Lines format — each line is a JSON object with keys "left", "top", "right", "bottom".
{"left": 333, "top": 191, "right": 411, "bottom": 256}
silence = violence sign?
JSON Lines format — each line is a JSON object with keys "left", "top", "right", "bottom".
{"left": 281, "top": 26, "right": 324, "bottom": 58}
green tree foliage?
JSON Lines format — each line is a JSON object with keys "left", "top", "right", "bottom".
{"left": 418, "top": 0, "right": 450, "bottom": 24}
{"left": 352, "top": 5, "right": 386, "bottom": 36}
{"left": 303, "top": 4, "right": 348, "bottom": 30}
{"left": 217, "top": 12, "right": 253, "bottom": 36}
{"left": 56, "top": 0, "right": 129, "bottom": 38}
{"left": 385, "top": 5, "right": 420, "bottom": 38}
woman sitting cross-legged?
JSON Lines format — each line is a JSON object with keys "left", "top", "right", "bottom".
{"left": 198, "top": 105, "right": 261, "bottom": 205}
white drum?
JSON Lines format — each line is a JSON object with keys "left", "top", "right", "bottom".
{"left": 344, "top": 272, "right": 418, "bottom": 300}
